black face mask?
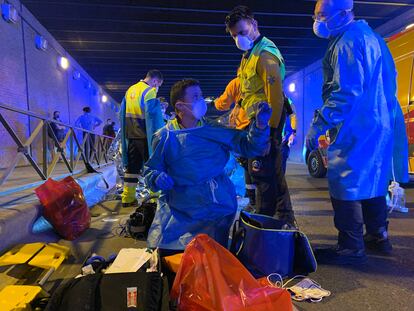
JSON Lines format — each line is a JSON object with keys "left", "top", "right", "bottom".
{"left": 55, "top": 115, "right": 60, "bottom": 119}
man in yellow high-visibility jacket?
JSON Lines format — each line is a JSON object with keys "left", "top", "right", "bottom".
{"left": 225, "top": 6, "right": 296, "bottom": 226}
{"left": 120, "top": 70, "right": 163, "bottom": 207}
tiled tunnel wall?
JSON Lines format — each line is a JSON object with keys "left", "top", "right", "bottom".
{"left": 0, "top": 0, "right": 119, "bottom": 169}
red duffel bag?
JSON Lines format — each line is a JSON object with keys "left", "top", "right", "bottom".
{"left": 35, "top": 176, "right": 90, "bottom": 240}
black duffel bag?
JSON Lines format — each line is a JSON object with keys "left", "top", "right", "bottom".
{"left": 45, "top": 271, "right": 169, "bottom": 311}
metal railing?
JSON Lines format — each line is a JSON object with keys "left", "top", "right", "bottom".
{"left": 0, "top": 102, "right": 115, "bottom": 191}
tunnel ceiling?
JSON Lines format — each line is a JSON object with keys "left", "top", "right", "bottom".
{"left": 22, "top": 0, "right": 414, "bottom": 102}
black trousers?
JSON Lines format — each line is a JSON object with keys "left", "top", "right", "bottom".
{"left": 247, "top": 125, "right": 295, "bottom": 224}
{"left": 83, "top": 133, "right": 95, "bottom": 162}
{"left": 331, "top": 196, "right": 388, "bottom": 251}
{"left": 281, "top": 142, "right": 290, "bottom": 174}
{"left": 126, "top": 138, "right": 148, "bottom": 175}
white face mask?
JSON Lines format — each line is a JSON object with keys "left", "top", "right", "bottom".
{"left": 313, "top": 20, "right": 331, "bottom": 39}
{"left": 267, "top": 274, "right": 331, "bottom": 303}
{"left": 313, "top": 10, "right": 353, "bottom": 39}
{"left": 289, "top": 278, "right": 331, "bottom": 302}
{"left": 235, "top": 35, "right": 254, "bottom": 51}
{"left": 184, "top": 98, "right": 207, "bottom": 120}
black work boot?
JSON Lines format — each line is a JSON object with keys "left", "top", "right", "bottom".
{"left": 280, "top": 215, "right": 299, "bottom": 230}
{"left": 364, "top": 226, "right": 392, "bottom": 255}
{"left": 282, "top": 220, "right": 299, "bottom": 230}
{"left": 277, "top": 210, "right": 298, "bottom": 230}
{"left": 314, "top": 245, "right": 368, "bottom": 265}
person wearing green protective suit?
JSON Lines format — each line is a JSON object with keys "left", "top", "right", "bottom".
{"left": 306, "top": 0, "right": 409, "bottom": 265}
{"left": 144, "top": 79, "right": 272, "bottom": 252}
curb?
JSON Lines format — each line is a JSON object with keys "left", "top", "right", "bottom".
{"left": 0, "top": 165, "right": 117, "bottom": 253}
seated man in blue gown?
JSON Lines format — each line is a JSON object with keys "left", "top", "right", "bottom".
{"left": 144, "top": 79, "right": 272, "bottom": 252}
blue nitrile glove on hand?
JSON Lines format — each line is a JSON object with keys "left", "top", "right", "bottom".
{"left": 255, "top": 102, "right": 272, "bottom": 129}
{"left": 155, "top": 172, "right": 174, "bottom": 191}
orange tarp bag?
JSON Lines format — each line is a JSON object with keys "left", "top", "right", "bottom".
{"left": 171, "top": 234, "right": 293, "bottom": 311}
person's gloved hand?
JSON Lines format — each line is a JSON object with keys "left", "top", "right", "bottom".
{"left": 155, "top": 172, "right": 174, "bottom": 191}
{"left": 255, "top": 102, "right": 272, "bottom": 129}
{"left": 305, "top": 126, "right": 319, "bottom": 150}
{"left": 288, "top": 133, "right": 296, "bottom": 147}
{"left": 229, "top": 105, "right": 240, "bottom": 129}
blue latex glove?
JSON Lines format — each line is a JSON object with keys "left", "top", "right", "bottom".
{"left": 155, "top": 172, "right": 174, "bottom": 191}
{"left": 255, "top": 102, "right": 272, "bottom": 129}
{"left": 305, "top": 126, "right": 319, "bottom": 151}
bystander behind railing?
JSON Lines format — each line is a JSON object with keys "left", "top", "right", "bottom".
{"left": 0, "top": 102, "right": 114, "bottom": 192}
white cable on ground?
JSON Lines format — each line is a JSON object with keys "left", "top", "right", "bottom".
{"left": 267, "top": 273, "right": 331, "bottom": 303}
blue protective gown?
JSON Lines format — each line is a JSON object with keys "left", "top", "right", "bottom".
{"left": 224, "top": 154, "right": 246, "bottom": 197}
{"left": 311, "top": 20, "right": 409, "bottom": 201}
{"left": 120, "top": 97, "right": 165, "bottom": 166}
{"left": 144, "top": 119, "right": 270, "bottom": 250}
{"left": 144, "top": 98, "right": 165, "bottom": 156}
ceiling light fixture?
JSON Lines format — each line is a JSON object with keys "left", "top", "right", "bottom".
{"left": 58, "top": 56, "right": 69, "bottom": 70}
{"left": 35, "top": 35, "right": 48, "bottom": 51}
{"left": 73, "top": 71, "right": 81, "bottom": 80}
{"left": 1, "top": 3, "right": 19, "bottom": 23}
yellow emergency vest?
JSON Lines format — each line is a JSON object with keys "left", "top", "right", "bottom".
{"left": 124, "top": 80, "right": 157, "bottom": 138}
{"left": 238, "top": 36, "right": 285, "bottom": 119}
{"left": 168, "top": 118, "right": 203, "bottom": 130}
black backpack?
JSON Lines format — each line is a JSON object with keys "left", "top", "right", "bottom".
{"left": 126, "top": 196, "right": 157, "bottom": 240}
